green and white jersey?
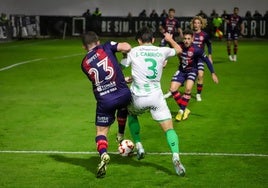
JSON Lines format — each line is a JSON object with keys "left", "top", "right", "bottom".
{"left": 122, "top": 44, "right": 176, "bottom": 96}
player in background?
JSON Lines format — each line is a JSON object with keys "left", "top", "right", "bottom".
{"left": 159, "top": 8, "right": 183, "bottom": 47}
{"left": 192, "top": 16, "right": 213, "bottom": 101}
{"left": 121, "top": 27, "right": 186, "bottom": 176}
{"left": 164, "top": 30, "right": 219, "bottom": 121}
{"left": 225, "top": 7, "right": 244, "bottom": 62}
{"left": 81, "top": 31, "right": 131, "bottom": 178}
{"left": 164, "top": 16, "right": 213, "bottom": 101}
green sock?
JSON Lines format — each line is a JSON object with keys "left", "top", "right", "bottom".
{"left": 165, "top": 129, "right": 179, "bottom": 153}
{"left": 128, "top": 115, "right": 141, "bottom": 143}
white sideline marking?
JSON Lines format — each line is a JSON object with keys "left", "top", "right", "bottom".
{"left": 0, "top": 150, "right": 267, "bottom": 157}
{"left": 52, "top": 53, "right": 83, "bottom": 59}
{"left": 0, "top": 53, "right": 83, "bottom": 72}
{"left": 0, "top": 58, "right": 44, "bottom": 71}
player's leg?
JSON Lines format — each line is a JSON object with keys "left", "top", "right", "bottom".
{"left": 150, "top": 92, "right": 177, "bottom": 151}
{"left": 116, "top": 107, "right": 128, "bottom": 143}
{"left": 160, "top": 119, "right": 178, "bottom": 153}
{"left": 127, "top": 97, "right": 145, "bottom": 160}
{"left": 196, "top": 60, "right": 205, "bottom": 101}
{"left": 128, "top": 114, "right": 141, "bottom": 144}
{"left": 170, "top": 81, "right": 182, "bottom": 104}
{"left": 227, "top": 40, "right": 233, "bottom": 61}
{"left": 96, "top": 125, "right": 110, "bottom": 178}
{"left": 196, "top": 69, "right": 204, "bottom": 101}
{"left": 96, "top": 126, "right": 110, "bottom": 156}
{"left": 95, "top": 104, "right": 117, "bottom": 178}
{"left": 151, "top": 94, "right": 185, "bottom": 176}
{"left": 164, "top": 70, "right": 183, "bottom": 99}
{"left": 176, "top": 78, "right": 195, "bottom": 121}
{"left": 128, "top": 114, "right": 145, "bottom": 160}
{"left": 226, "top": 32, "right": 233, "bottom": 61}
{"left": 233, "top": 39, "right": 238, "bottom": 61}
{"left": 115, "top": 90, "right": 131, "bottom": 143}
{"left": 159, "top": 120, "right": 185, "bottom": 176}
{"left": 169, "top": 70, "right": 184, "bottom": 102}
{"left": 163, "top": 88, "right": 172, "bottom": 99}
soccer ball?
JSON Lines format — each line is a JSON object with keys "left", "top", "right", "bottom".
{"left": 118, "top": 139, "right": 135, "bottom": 156}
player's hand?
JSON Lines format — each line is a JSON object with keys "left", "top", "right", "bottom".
{"left": 164, "top": 33, "right": 173, "bottom": 42}
{"left": 125, "top": 76, "right": 133, "bottom": 84}
{"left": 211, "top": 73, "right": 219, "bottom": 84}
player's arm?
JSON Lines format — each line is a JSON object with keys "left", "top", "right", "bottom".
{"left": 225, "top": 14, "right": 230, "bottom": 24}
{"left": 159, "top": 25, "right": 165, "bottom": 34}
{"left": 240, "top": 19, "right": 245, "bottom": 35}
{"left": 178, "top": 27, "right": 183, "bottom": 38}
{"left": 120, "top": 51, "right": 131, "bottom": 68}
{"left": 205, "top": 36, "right": 213, "bottom": 63}
{"left": 120, "top": 52, "right": 132, "bottom": 83}
{"left": 159, "top": 19, "right": 165, "bottom": 34}
{"left": 117, "top": 42, "right": 131, "bottom": 53}
{"left": 200, "top": 53, "right": 219, "bottom": 84}
{"left": 164, "top": 33, "right": 182, "bottom": 54}
{"left": 208, "top": 54, "right": 213, "bottom": 64}
{"left": 119, "top": 53, "right": 128, "bottom": 70}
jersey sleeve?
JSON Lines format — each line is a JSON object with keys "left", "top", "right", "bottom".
{"left": 163, "top": 47, "right": 176, "bottom": 58}
{"left": 204, "top": 33, "right": 212, "bottom": 54}
{"left": 197, "top": 48, "right": 215, "bottom": 73}
{"left": 104, "top": 41, "right": 119, "bottom": 53}
{"left": 161, "top": 18, "right": 166, "bottom": 28}
{"left": 175, "top": 19, "right": 180, "bottom": 28}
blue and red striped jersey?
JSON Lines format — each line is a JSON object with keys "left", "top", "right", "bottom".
{"left": 193, "top": 31, "right": 212, "bottom": 54}
{"left": 81, "top": 41, "right": 128, "bottom": 101}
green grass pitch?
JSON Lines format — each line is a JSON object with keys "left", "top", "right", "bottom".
{"left": 0, "top": 38, "right": 267, "bottom": 187}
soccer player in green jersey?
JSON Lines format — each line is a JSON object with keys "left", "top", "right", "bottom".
{"left": 121, "top": 27, "right": 185, "bottom": 176}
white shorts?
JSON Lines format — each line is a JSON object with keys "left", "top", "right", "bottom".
{"left": 128, "top": 89, "right": 172, "bottom": 121}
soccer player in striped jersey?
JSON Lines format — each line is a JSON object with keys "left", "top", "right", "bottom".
{"left": 191, "top": 16, "right": 213, "bottom": 101}
{"left": 164, "top": 30, "right": 219, "bottom": 121}
{"left": 226, "top": 7, "right": 244, "bottom": 62}
{"left": 121, "top": 27, "right": 186, "bottom": 176}
{"left": 159, "top": 8, "right": 183, "bottom": 47}
{"left": 81, "top": 31, "right": 132, "bottom": 178}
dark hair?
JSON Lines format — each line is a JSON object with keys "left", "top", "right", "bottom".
{"left": 183, "top": 29, "right": 194, "bottom": 36}
{"left": 169, "top": 8, "right": 175, "bottom": 12}
{"left": 135, "top": 27, "right": 154, "bottom": 43}
{"left": 81, "top": 31, "right": 99, "bottom": 46}
{"left": 234, "top": 7, "right": 239, "bottom": 11}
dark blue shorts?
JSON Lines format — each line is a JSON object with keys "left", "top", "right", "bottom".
{"left": 95, "top": 89, "right": 131, "bottom": 126}
{"left": 171, "top": 69, "right": 198, "bottom": 84}
{"left": 226, "top": 31, "right": 239, "bottom": 40}
{"left": 197, "top": 59, "right": 204, "bottom": 71}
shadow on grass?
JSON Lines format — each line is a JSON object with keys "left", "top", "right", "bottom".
{"left": 49, "top": 153, "right": 173, "bottom": 176}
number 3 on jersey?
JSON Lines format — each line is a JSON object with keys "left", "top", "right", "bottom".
{"left": 145, "top": 58, "right": 157, "bottom": 79}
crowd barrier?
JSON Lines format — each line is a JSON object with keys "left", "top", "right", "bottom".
{"left": 1, "top": 15, "right": 267, "bottom": 40}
